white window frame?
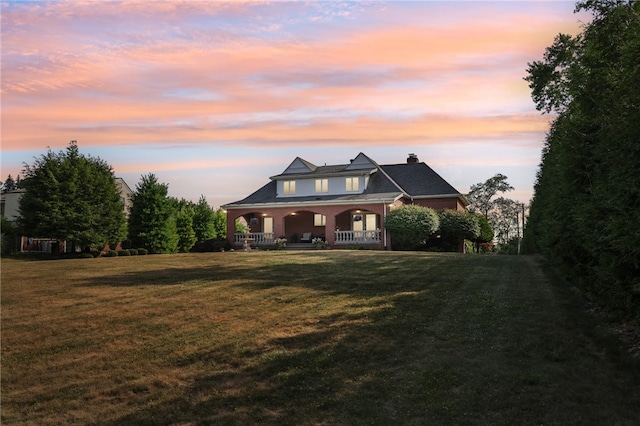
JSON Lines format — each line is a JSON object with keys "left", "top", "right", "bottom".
{"left": 263, "top": 217, "right": 274, "bottom": 234}
{"left": 315, "top": 178, "right": 328, "bottom": 193}
{"left": 345, "top": 177, "right": 359, "bottom": 192}
{"left": 283, "top": 180, "right": 296, "bottom": 195}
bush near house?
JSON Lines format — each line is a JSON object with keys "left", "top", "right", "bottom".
{"left": 438, "top": 209, "right": 480, "bottom": 252}
{"left": 385, "top": 205, "right": 439, "bottom": 250}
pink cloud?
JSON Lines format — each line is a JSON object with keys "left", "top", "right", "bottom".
{"left": 1, "top": 1, "right": 590, "bottom": 205}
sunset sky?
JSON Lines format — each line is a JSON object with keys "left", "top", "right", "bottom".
{"left": 1, "top": 1, "right": 590, "bottom": 209}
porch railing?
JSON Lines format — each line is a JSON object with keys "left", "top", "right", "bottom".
{"left": 334, "top": 230, "right": 381, "bottom": 244}
{"left": 233, "top": 232, "right": 275, "bottom": 246}
{"left": 234, "top": 231, "right": 381, "bottom": 246}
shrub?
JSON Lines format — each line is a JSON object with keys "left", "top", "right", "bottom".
{"left": 273, "top": 238, "right": 287, "bottom": 249}
{"left": 117, "top": 249, "right": 131, "bottom": 256}
{"left": 438, "top": 210, "right": 480, "bottom": 252}
{"left": 0, "top": 217, "right": 18, "bottom": 257}
{"left": 190, "top": 238, "right": 231, "bottom": 252}
{"left": 105, "top": 250, "right": 118, "bottom": 257}
{"left": 128, "top": 248, "right": 138, "bottom": 256}
{"left": 76, "top": 252, "right": 95, "bottom": 259}
{"left": 137, "top": 248, "right": 148, "bottom": 255}
{"left": 385, "top": 205, "right": 439, "bottom": 250}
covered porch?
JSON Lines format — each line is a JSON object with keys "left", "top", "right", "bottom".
{"left": 227, "top": 204, "right": 390, "bottom": 249}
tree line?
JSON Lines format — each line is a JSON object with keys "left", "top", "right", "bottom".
{"left": 1, "top": 141, "right": 228, "bottom": 256}
{"left": 523, "top": 0, "right": 639, "bottom": 319}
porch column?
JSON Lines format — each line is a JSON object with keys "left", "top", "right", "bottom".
{"left": 273, "top": 210, "right": 285, "bottom": 240}
{"left": 325, "top": 212, "right": 336, "bottom": 247}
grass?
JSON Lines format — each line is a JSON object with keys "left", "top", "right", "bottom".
{"left": 2, "top": 251, "right": 639, "bottom": 425}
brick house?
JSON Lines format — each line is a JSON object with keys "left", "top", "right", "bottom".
{"left": 222, "top": 153, "right": 467, "bottom": 249}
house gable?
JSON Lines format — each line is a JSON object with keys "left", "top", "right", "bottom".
{"left": 345, "top": 152, "right": 376, "bottom": 171}
{"left": 270, "top": 153, "right": 382, "bottom": 199}
{"left": 281, "top": 157, "right": 317, "bottom": 175}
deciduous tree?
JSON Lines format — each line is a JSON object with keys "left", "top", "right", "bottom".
{"left": 466, "top": 174, "right": 514, "bottom": 220}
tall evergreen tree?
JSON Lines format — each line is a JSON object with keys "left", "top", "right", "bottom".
{"left": 524, "top": 0, "right": 640, "bottom": 318}
{"left": 18, "top": 141, "right": 125, "bottom": 250}
{"left": 2, "top": 175, "right": 17, "bottom": 192}
{"left": 175, "top": 207, "right": 196, "bottom": 253}
{"left": 212, "top": 208, "right": 227, "bottom": 239}
{"left": 192, "top": 195, "right": 215, "bottom": 242}
{"left": 128, "top": 174, "right": 178, "bottom": 254}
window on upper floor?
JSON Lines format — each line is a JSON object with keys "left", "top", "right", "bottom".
{"left": 315, "top": 178, "right": 328, "bottom": 193}
{"left": 283, "top": 181, "right": 296, "bottom": 195}
{"left": 345, "top": 177, "right": 359, "bottom": 192}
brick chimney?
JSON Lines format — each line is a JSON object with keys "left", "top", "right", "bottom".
{"left": 407, "top": 153, "right": 419, "bottom": 163}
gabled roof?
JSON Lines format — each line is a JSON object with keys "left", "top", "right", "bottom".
{"left": 345, "top": 152, "right": 376, "bottom": 171}
{"left": 380, "top": 163, "right": 462, "bottom": 198}
{"left": 224, "top": 153, "right": 465, "bottom": 208}
{"left": 279, "top": 157, "right": 317, "bottom": 175}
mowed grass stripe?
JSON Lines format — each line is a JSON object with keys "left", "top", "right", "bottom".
{"left": 1, "top": 252, "right": 638, "bottom": 425}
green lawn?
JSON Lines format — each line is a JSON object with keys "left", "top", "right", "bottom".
{"left": 2, "top": 251, "right": 639, "bottom": 425}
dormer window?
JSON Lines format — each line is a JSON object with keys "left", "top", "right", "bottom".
{"left": 345, "top": 177, "right": 359, "bottom": 192}
{"left": 283, "top": 181, "right": 296, "bottom": 195}
{"left": 315, "top": 179, "right": 328, "bottom": 193}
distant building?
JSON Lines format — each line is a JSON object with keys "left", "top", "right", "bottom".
{"left": 0, "top": 189, "right": 25, "bottom": 223}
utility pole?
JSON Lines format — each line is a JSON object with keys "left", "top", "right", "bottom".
{"left": 517, "top": 207, "right": 521, "bottom": 255}
{"left": 517, "top": 202, "right": 526, "bottom": 255}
